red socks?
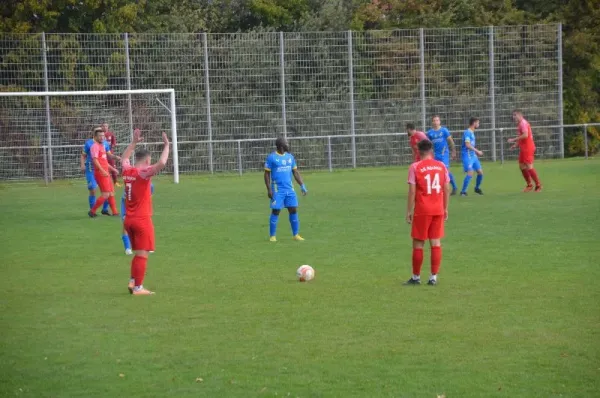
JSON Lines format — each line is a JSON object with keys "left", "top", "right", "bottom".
{"left": 131, "top": 255, "right": 148, "bottom": 287}
{"left": 412, "top": 248, "right": 424, "bottom": 276}
{"left": 528, "top": 168, "right": 541, "bottom": 186}
{"left": 521, "top": 169, "right": 532, "bottom": 186}
{"left": 108, "top": 196, "right": 118, "bottom": 214}
{"left": 431, "top": 246, "right": 442, "bottom": 275}
{"left": 91, "top": 196, "right": 106, "bottom": 214}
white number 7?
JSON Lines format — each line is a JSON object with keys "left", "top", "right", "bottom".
{"left": 424, "top": 173, "right": 441, "bottom": 194}
{"left": 125, "top": 182, "right": 133, "bottom": 201}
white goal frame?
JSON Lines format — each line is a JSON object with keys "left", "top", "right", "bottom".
{"left": 0, "top": 89, "right": 180, "bottom": 183}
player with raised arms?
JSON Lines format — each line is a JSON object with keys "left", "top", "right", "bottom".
{"left": 508, "top": 110, "right": 542, "bottom": 192}
{"left": 264, "top": 137, "right": 307, "bottom": 242}
{"left": 426, "top": 115, "right": 457, "bottom": 195}
{"left": 460, "top": 117, "right": 484, "bottom": 196}
{"left": 404, "top": 139, "right": 450, "bottom": 286}
{"left": 406, "top": 122, "right": 428, "bottom": 162}
{"left": 120, "top": 128, "right": 169, "bottom": 295}
{"left": 87, "top": 127, "right": 120, "bottom": 217}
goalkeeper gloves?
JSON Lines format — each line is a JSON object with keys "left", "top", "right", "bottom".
{"left": 301, "top": 184, "right": 308, "bottom": 194}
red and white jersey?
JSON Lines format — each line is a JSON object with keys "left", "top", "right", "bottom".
{"left": 407, "top": 158, "right": 449, "bottom": 216}
{"left": 91, "top": 141, "right": 109, "bottom": 173}
{"left": 122, "top": 159, "right": 159, "bottom": 218}
{"left": 517, "top": 119, "right": 536, "bottom": 152}
{"left": 104, "top": 131, "right": 117, "bottom": 150}
{"left": 410, "top": 131, "right": 428, "bottom": 162}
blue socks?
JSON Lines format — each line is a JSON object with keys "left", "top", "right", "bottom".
{"left": 88, "top": 195, "right": 96, "bottom": 209}
{"left": 476, "top": 174, "right": 483, "bottom": 189}
{"left": 461, "top": 175, "right": 472, "bottom": 193}
{"left": 289, "top": 213, "right": 300, "bottom": 236}
{"left": 269, "top": 214, "right": 279, "bottom": 237}
{"left": 449, "top": 172, "right": 457, "bottom": 191}
{"left": 122, "top": 234, "right": 131, "bottom": 251}
{"left": 102, "top": 199, "right": 109, "bottom": 213}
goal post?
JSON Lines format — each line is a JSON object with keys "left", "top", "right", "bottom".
{"left": 0, "top": 88, "right": 179, "bottom": 183}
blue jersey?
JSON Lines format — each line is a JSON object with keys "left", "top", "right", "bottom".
{"left": 264, "top": 152, "right": 297, "bottom": 192}
{"left": 462, "top": 129, "right": 477, "bottom": 159}
{"left": 83, "top": 139, "right": 111, "bottom": 172}
{"left": 426, "top": 127, "right": 451, "bottom": 159}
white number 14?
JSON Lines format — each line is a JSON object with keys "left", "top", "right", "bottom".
{"left": 424, "top": 173, "right": 441, "bottom": 194}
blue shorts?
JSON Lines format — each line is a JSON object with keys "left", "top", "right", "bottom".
{"left": 462, "top": 157, "right": 482, "bottom": 173}
{"left": 434, "top": 154, "right": 450, "bottom": 168}
{"left": 85, "top": 170, "right": 97, "bottom": 190}
{"left": 270, "top": 190, "right": 298, "bottom": 210}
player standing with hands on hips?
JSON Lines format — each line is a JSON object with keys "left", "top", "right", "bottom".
{"left": 508, "top": 110, "right": 542, "bottom": 192}
{"left": 264, "top": 137, "right": 307, "bottom": 242}
{"left": 404, "top": 139, "right": 450, "bottom": 286}
{"left": 121, "top": 129, "right": 170, "bottom": 295}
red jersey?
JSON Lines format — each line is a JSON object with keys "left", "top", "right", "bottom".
{"left": 407, "top": 158, "right": 449, "bottom": 216}
{"left": 104, "top": 131, "right": 116, "bottom": 150}
{"left": 90, "top": 141, "right": 109, "bottom": 173}
{"left": 410, "top": 131, "right": 428, "bottom": 161}
{"left": 122, "top": 159, "right": 159, "bottom": 218}
{"left": 517, "top": 119, "right": 536, "bottom": 152}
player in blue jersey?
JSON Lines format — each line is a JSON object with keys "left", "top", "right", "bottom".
{"left": 460, "top": 117, "right": 484, "bottom": 196}
{"left": 426, "top": 115, "right": 458, "bottom": 195}
{"left": 264, "top": 137, "right": 307, "bottom": 242}
{"left": 80, "top": 130, "right": 119, "bottom": 212}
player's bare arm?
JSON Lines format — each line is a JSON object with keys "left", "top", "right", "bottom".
{"left": 264, "top": 170, "right": 273, "bottom": 199}
{"left": 292, "top": 169, "right": 307, "bottom": 196}
{"left": 508, "top": 129, "right": 528, "bottom": 143}
{"left": 406, "top": 183, "right": 416, "bottom": 224}
{"left": 447, "top": 136, "right": 457, "bottom": 159}
{"left": 443, "top": 182, "right": 450, "bottom": 221}
{"left": 107, "top": 151, "right": 121, "bottom": 162}
{"left": 466, "top": 142, "right": 483, "bottom": 157}
{"left": 149, "top": 132, "right": 170, "bottom": 173}
{"left": 80, "top": 152, "right": 87, "bottom": 172}
{"left": 121, "top": 128, "right": 143, "bottom": 162}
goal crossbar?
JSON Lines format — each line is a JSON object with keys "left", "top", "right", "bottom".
{"left": 0, "top": 88, "right": 179, "bottom": 184}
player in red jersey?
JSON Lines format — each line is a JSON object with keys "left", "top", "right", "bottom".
{"left": 404, "top": 139, "right": 450, "bottom": 286}
{"left": 102, "top": 122, "right": 120, "bottom": 187}
{"left": 508, "top": 110, "right": 542, "bottom": 192}
{"left": 406, "top": 122, "right": 429, "bottom": 162}
{"left": 120, "top": 129, "right": 170, "bottom": 295}
{"left": 88, "top": 127, "right": 120, "bottom": 217}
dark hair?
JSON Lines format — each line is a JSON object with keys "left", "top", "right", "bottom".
{"left": 469, "top": 117, "right": 480, "bottom": 126}
{"left": 431, "top": 114, "right": 440, "bottom": 120}
{"left": 406, "top": 122, "right": 416, "bottom": 130}
{"left": 512, "top": 109, "right": 522, "bottom": 115}
{"left": 135, "top": 149, "right": 151, "bottom": 162}
{"left": 93, "top": 127, "right": 103, "bottom": 137}
{"left": 417, "top": 139, "right": 433, "bottom": 153}
{"left": 275, "top": 136, "right": 289, "bottom": 152}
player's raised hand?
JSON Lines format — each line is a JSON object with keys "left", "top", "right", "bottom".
{"left": 161, "top": 132, "right": 169, "bottom": 145}
{"left": 133, "top": 128, "right": 143, "bottom": 143}
{"left": 406, "top": 212, "right": 413, "bottom": 224}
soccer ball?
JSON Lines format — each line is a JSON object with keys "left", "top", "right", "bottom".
{"left": 296, "top": 265, "right": 315, "bottom": 282}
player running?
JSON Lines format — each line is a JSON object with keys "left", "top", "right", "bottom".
{"left": 426, "top": 115, "right": 458, "bottom": 195}
{"left": 460, "top": 117, "right": 484, "bottom": 196}
{"left": 83, "top": 127, "right": 119, "bottom": 216}
{"left": 102, "top": 122, "right": 120, "bottom": 187}
{"left": 120, "top": 129, "right": 170, "bottom": 295}
{"left": 404, "top": 139, "right": 450, "bottom": 286}
{"left": 406, "top": 123, "right": 428, "bottom": 162}
{"left": 508, "top": 110, "right": 542, "bottom": 192}
{"left": 264, "top": 137, "right": 307, "bottom": 242}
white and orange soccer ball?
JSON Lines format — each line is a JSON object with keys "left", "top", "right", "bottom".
{"left": 296, "top": 265, "right": 315, "bottom": 282}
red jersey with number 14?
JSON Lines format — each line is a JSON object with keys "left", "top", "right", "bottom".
{"left": 122, "top": 159, "right": 159, "bottom": 218}
{"left": 408, "top": 158, "right": 449, "bottom": 216}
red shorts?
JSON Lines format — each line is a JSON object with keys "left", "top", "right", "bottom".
{"left": 124, "top": 217, "right": 155, "bottom": 252}
{"left": 411, "top": 214, "right": 444, "bottom": 241}
{"left": 518, "top": 150, "right": 535, "bottom": 164}
{"left": 94, "top": 174, "right": 114, "bottom": 193}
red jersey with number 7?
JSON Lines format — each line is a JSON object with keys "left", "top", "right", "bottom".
{"left": 122, "top": 159, "right": 159, "bottom": 218}
{"left": 407, "top": 159, "right": 449, "bottom": 216}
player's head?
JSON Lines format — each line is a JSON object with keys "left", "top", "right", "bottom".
{"left": 406, "top": 122, "right": 416, "bottom": 135}
{"left": 135, "top": 148, "right": 152, "bottom": 166}
{"left": 417, "top": 138, "right": 434, "bottom": 159}
{"left": 275, "top": 136, "right": 289, "bottom": 154}
{"left": 93, "top": 127, "right": 105, "bottom": 143}
{"left": 469, "top": 117, "right": 480, "bottom": 129}
{"left": 512, "top": 110, "right": 523, "bottom": 123}
{"left": 101, "top": 122, "right": 109, "bottom": 132}
{"left": 431, "top": 115, "right": 441, "bottom": 129}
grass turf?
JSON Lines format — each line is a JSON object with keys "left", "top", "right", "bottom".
{"left": 1, "top": 158, "right": 599, "bottom": 398}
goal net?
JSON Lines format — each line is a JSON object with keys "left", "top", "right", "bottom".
{"left": 0, "top": 89, "right": 179, "bottom": 183}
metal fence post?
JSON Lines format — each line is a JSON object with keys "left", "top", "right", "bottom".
{"left": 327, "top": 136, "right": 332, "bottom": 172}
{"left": 237, "top": 140, "right": 243, "bottom": 176}
{"left": 499, "top": 128, "right": 504, "bottom": 164}
{"left": 124, "top": 33, "right": 134, "bottom": 141}
{"left": 489, "top": 26, "right": 497, "bottom": 162}
{"left": 347, "top": 30, "right": 356, "bottom": 169}
{"left": 41, "top": 32, "right": 53, "bottom": 182}
{"left": 42, "top": 145, "right": 49, "bottom": 185}
{"left": 583, "top": 124, "right": 588, "bottom": 159}
{"left": 558, "top": 23, "right": 564, "bottom": 158}
{"left": 279, "top": 32, "right": 287, "bottom": 138}
{"left": 419, "top": 28, "right": 426, "bottom": 132}
{"left": 203, "top": 33, "right": 214, "bottom": 174}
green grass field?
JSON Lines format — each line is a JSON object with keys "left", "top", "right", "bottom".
{"left": 1, "top": 159, "right": 599, "bottom": 398}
